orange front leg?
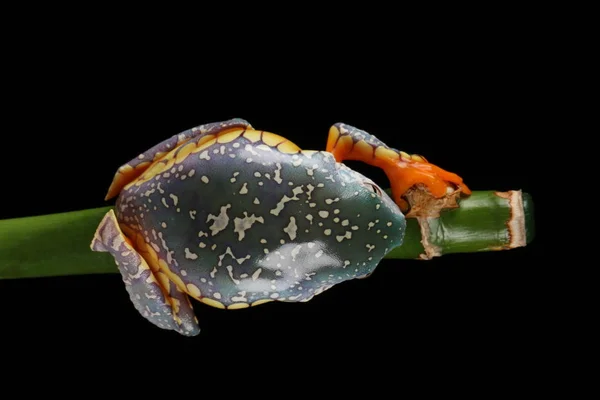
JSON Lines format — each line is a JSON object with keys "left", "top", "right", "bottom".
{"left": 326, "top": 123, "right": 471, "bottom": 213}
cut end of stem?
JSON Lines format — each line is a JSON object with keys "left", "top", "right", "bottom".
{"left": 494, "top": 190, "right": 530, "bottom": 249}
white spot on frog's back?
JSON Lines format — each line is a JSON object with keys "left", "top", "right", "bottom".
{"left": 232, "top": 291, "right": 248, "bottom": 302}
{"left": 239, "top": 182, "right": 249, "bottom": 194}
{"left": 252, "top": 268, "right": 262, "bottom": 281}
{"left": 184, "top": 248, "right": 198, "bottom": 260}
{"left": 206, "top": 204, "right": 231, "bottom": 236}
{"left": 336, "top": 231, "right": 352, "bottom": 242}
{"left": 254, "top": 197, "right": 261, "bottom": 205}
{"left": 218, "top": 247, "right": 251, "bottom": 267}
{"left": 234, "top": 212, "right": 265, "bottom": 241}
{"left": 306, "top": 165, "right": 318, "bottom": 176}
{"left": 274, "top": 163, "right": 283, "bottom": 184}
{"left": 270, "top": 186, "right": 304, "bottom": 216}
{"left": 256, "top": 144, "right": 273, "bottom": 152}
{"left": 283, "top": 217, "right": 298, "bottom": 240}
{"left": 201, "top": 176, "right": 210, "bottom": 184}
{"left": 306, "top": 184, "right": 315, "bottom": 200}
{"left": 226, "top": 265, "right": 240, "bottom": 285}
{"left": 169, "top": 193, "right": 179, "bottom": 206}
{"left": 245, "top": 144, "right": 259, "bottom": 156}
{"left": 199, "top": 150, "right": 211, "bottom": 160}
{"left": 291, "top": 244, "right": 302, "bottom": 261}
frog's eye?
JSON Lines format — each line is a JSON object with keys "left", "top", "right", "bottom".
{"left": 362, "top": 181, "right": 383, "bottom": 197}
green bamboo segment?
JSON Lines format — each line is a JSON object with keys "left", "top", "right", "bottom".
{"left": 0, "top": 190, "right": 534, "bottom": 279}
{"left": 385, "top": 190, "right": 535, "bottom": 260}
{"left": 0, "top": 206, "right": 117, "bottom": 279}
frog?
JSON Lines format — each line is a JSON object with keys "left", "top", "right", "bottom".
{"left": 91, "top": 118, "right": 468, "bottom": 336}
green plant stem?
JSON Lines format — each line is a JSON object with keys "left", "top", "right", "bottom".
{"left": 0, "top": 190, "right": 534, "bottom": 279}
{"left": 385, "top": 190, "right": 535, "bottom": 260}
{"left": 0, "top": 207, "right": 117, "bottom": 279}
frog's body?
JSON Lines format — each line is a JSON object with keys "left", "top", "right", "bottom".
{"left": 92, "top": 119, "right": 467, "bottom": 336}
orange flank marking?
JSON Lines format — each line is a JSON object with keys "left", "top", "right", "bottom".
{"left": 243, "top": 130, "right": 262, "bottom": 142}
{"left": 261, "top": 132, "right": 287, "bottom": 147}
{"left": 105, "top": 164, "right": 140, "bottom": 200}
{"left": 196, "top": 134, "right": 215, "bottom": 148}
{"left": 228, "top": 303, "right": 250, "bottom": 310}
{"left": 326, "top": 125, "right": 341, "bottom": 152}
{"left": 252, "top": 299, "right": 274, "bottom": 307}
{"left": 107, "top": 126, "right": 303, "bottom": 200}
{"left": 153, "top": 151, "right": 167, "bottom": 161}
{"left": 217, "top": 131, "right": 243, "bottom": 144}
{"left": 201, "top": 298, "right": 226, "bottom": 309}
{"left": 354, "top": 140, "right": 375, "bottom": 158}
{"left": 277, "top": 140, "right": 301, "bottom": 154}
{"left": 175, "top": 143, "right": 197, "bottom": 164}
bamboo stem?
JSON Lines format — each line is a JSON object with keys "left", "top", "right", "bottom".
{"left": 385, "top": 190, "right": 535, "bottom": 260}
{"left": 0, "top": 191, "right": 534, "bottom": 279}
{"left": 0, "top": 206, "right": 117, "bottom": 279}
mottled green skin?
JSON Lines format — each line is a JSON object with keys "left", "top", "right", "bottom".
{"left": 94, "top": 120, "right": 407, "bottom": 335}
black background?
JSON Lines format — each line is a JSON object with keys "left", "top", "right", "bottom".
{"left": 0, "top": 20, "right": 551, "bottom": 379}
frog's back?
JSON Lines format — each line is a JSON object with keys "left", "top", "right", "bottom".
{"left": 115, "top": 130, "right": 404, "bottom": 309}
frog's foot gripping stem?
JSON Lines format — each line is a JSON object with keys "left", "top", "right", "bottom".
{"left": 91, "top": 210, "right": 200, "bottom": 336}
{"left": 326, "top": 123, "right": 471, "bottom": 215}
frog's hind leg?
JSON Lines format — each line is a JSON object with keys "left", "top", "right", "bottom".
{"left": 105, "top": 118, "right": 253, "bottom": 200}
{"left": 326, "top": 123, "right": 471, "bottom": 213}
{"left": 91, "top": 209, "right": 200, "bottom": 336}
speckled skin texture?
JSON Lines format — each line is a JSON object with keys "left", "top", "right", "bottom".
{"left": 92, "top": 120, "right": 406, "bottom": 336}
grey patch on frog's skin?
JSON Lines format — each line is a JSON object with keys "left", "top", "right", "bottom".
{"left": 114, "top": 133, "right": 406, "bottom": 308}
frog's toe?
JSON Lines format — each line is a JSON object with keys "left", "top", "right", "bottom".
{"left": 91, "top": 210, "right": 200, "bottom": 336}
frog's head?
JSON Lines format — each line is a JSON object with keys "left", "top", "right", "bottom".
{"left": 331, "top": 160, "right": 407, "bottom": 252}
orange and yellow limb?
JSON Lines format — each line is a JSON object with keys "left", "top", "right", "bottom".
{"left": 326, "top": 123, "right": 471, "bottom": 212}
